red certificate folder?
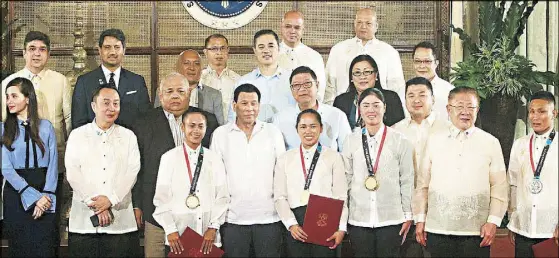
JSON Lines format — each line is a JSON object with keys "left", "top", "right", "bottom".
{"left": 532, "top": 238, "right": 559, "bottom": 258}
{"left": 168, "top": 227, "right": 224, "bottom": 258}
{"left": 302, "top": 194, "right": 344, "bottom": 247}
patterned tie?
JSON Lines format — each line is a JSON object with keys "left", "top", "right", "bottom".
{"left": 109, "top": 72, "right": 116, "bottom": 89}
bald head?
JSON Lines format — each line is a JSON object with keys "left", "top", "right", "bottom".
{"left": 176, "top": 49, "right": 202, "bottom": 86}
{"left": 354, "top": 7, "right": 378, "bottom": 41}
{"left": 159, "top": 72, "right": 190, "bottom": 116}
{"left": 281, "top": 10, "right": 305, "bottom": 48}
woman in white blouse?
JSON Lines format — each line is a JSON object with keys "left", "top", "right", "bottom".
{"left": 152, "top": 111, "right": 230, "bottom": 257}
{"left": 342, "top": 87, "right": 414, "bottom": 257}
{"left": 274, "top": 109, "right": 348, "bottom": 257}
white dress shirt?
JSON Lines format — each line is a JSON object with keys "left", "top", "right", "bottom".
{"left": 188, "top": 82, "right": 203, "bottom": 108}
{"left": 342, "top": 125, "right": 414, "bottom": 228}
{"left": 430, "top": 76, "right": 454, "bottom": 121}
{"left": 228, "top": 67, "right": 296, "bottom": 123}
{"left": 153, "top": 144, "right": 230, "bottom": 246}
{"left": 507, "top": 128, "right": 558, "bottom": 239}
{"left": 101, "top": 65, "right": 121, "bottom": 88}
{"left": 200, "top": 66, "right": 241, "bottom": 121}
{"left": 272, "top": 102, "right": 351, "bottom": 151}
{"left": 325, "top": 37, "right": 405, "bottom": 104}
{"left": 210, "top": 121, "right": 286, "bottom": 225}
{"left": 278, "top": 42, "right": 327, "bottom": 102}
{"left": 274, "top": 145, "right": 349, "bottom": 231}
{"left": 65, "top": 121, "right": 140, "bottom": 234}
{"left": 413, "top": 125, "right": 509, "bottom": 236}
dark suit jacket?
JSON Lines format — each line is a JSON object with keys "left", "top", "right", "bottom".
{"left": 71, "top": 66, "right": 151, "bottom": 130}
{"left": 130, "top": 106, "right": 218, "bottom": 227}
{"left": 333, "top": 86, "right": 405, "bottom": 129}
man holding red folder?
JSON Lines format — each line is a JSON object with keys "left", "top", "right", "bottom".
{"left": 506, "top": 91, "right": 558, "bottom": 258}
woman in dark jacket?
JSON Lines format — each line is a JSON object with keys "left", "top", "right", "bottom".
{"left": 333, "top": 54, "right": 404, "bottom": 130}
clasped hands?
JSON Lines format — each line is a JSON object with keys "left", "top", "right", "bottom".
{"left": 33, "top": 195, "right": 52, "bottom": 220}
{"left": 416, "top": 222, "right": 497, "bottom": 247}
{"left": 87, "top": 195, "right": 113, "bottom": 227}
{"left": 289, "top": 224, "right": 345, "bottom": 249}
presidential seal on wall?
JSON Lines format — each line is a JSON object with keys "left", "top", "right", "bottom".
{"left": 183, "top": 1, "right": 268, "bottom": 30}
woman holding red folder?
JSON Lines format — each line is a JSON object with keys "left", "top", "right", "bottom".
{"left": 274, "top": 109, "right": 349, "bottom": 257}
{"left": 341, "top": 87, "right": 414, "bottom": 257}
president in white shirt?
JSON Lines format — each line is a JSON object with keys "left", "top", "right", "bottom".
{"left": 211, "top": 83, "right": 286, "bottom": 257}
{"left": 65, "top": 85, "right": 141, "bottom": 257}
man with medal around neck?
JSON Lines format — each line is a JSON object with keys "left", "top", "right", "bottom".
{"left": 506, "top": 90, "right": 558, "bottom": 257}
{"left": 152, "top": 110, "right": 230, "bottom": 256}
{"left": 414, "top": 87, "right": 508, "bottom": 258}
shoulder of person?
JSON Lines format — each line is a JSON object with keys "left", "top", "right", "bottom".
{"left": 39, "top": 119, "right": 55, "bottom": 130}
{"left": 115, "top": 124, "right": 137, "bottom": 139}
{"left": 264, "top": 122, "right": 283, "bottom": 135}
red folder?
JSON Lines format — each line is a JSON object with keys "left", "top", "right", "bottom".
{"left": 302, "top": 194, "right": 344, "bottom": 247}
{"left": 168, "top": 227, "right": 224, "bottom": 258}
{"left": 532, "top": 238, "right": 559, "bottom": 258}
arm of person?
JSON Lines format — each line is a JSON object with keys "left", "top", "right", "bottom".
{"left": 336, "top": 113, "right": 352, "bottom": 152}
{"left": 1, "top": 145, "right": 42, "bottom": 211}
{"left": 341, "top": 136, "right": 354, "bottom": 197}
{"left": 213, "top": 92, "right": 224, "bottom": 126}
{"left": 136, "top": 76, "right": 152, "bottom": 116}
{"left": 106, "top": 133, "right": 141, "bottom": 207}
{"left": 42, "top": 122, "right": 58, "bottom": 213}
{"left": 487, "top": 137, "right": 509, "bottom": 226}
{"left": 208, "top": 155, "right": 230, "bottom": 230}
{"left": 273, "top": 127, "right": 287, "bottom": 158}
{"left": 507, "top": 139, "right": 521, "bottom": 219}
{"left": 273, "top": 154, "right": 298, "bottom": 230}
{"left": 65, "top": 131, "right": 96, "bottom": 204}
{"left": 413, "top": 137, "right": 433, "bottom": 246}
{"left": 152, "top": 152, "right": 179, "bottom": 236}
{"left": 71, "top": 75, "right": 89, "bottom": 130}
{"left": 399, "top": 137, "right": 415, "bottom": 221}
{"left": 332, "top": 152, "right": 349, "bottom": 232}
{"left": 62, "top": 76, "right": 73, "bottom": 136}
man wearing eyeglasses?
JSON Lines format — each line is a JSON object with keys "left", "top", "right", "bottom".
{"left": 272, "top": 66, "right": 351, "bottom": 151}
{"left": 278, "top": 10, "right": 327, "bottom": 103}
{"left": 413, "top": 87, "right": 508, "bottom": 258}
{"left": 412, "top": 41, "right": 454, "bottom": 120}
{"left": 201, "top": 34, "right": 240, "bottom": 122}
{"left": 324, "top": 7, "right": 406, "bottom": 105}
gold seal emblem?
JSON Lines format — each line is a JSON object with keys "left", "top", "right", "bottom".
{"left": 185, "top": 194, "right": 200, "bottom": 209}
{"left": 364, "top": 175, "right": 379, "bottom": 191}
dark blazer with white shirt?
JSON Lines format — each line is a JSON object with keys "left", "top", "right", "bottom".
{"left": 71, "top": 66, "right": 151, "bottom": 130}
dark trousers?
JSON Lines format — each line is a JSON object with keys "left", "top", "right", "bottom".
{"left": 285, "top": 206, "right": 337, "bottom": 257}
{"left": 427, "top": 233, "right": 490, "bottom": 258}
{"left": 401, "top": 224, "right": 427, "bottom": 258}
{"left": 514, "top": 233, "right": 547, "bottom": 258}
{"left": 68, "top": 231, "right": 140, "bottom": 257}
{"left": 348, "top": 224, "right": 403, "bottom": 257}
{"left": 221, "top": 221, "right": 283, "bottom": 257}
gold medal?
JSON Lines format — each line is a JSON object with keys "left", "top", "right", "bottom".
{"left": 185, "top": 194, "right": 200, "bottom": 209}
{"left": 300, "top": 190, "right": 310, "bottom": 205}
{"left": 364, "top": 176, "right": 379, "bottom": 191}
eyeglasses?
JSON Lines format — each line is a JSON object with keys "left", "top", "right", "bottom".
{"left": 413, "top": 59, "right": 435, "bottom": 65}
{"left": 290, "top": 81, "right": 314, "bottom": 91}
{"left": 449, "top": 105, "right": 477, "bottom": 112}
{"left": 351, "top": 70, "right": 376, "bottom": 77}
{"left": 206, "top": 46, "right": 229, "bottom": 53}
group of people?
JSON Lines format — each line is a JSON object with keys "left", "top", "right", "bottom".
{"left": 1, "top": 6, "right": 557, "bottom": 258}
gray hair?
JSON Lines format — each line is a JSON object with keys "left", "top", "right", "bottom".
{"left": 159, "top": 72, "right": 189, "bottom": 91}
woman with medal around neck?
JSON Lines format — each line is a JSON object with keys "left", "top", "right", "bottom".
{"left": 152, "top": 110, "right": 230, "bottom": 257}
{"left": 507, "top": 91, "right": 559, "bottom": 257}
{"left": 274, "top": 109, "right": 348, "bottom": 257}
{"left": 2, "top": 77, "right": 58, "bottom": 257}
{"left": 342, "top": 87, "right": 414, "bottom": 257}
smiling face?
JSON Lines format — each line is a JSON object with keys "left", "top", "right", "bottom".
{"left": 528, "top": 99, "right": 557, "bottom": 134}
{"left": 91, "top": 88, "right": 120, "bottom": 125}
{"left": 98, "top": 36, "right": 125, "bottom": 69}
{"left": 413, "top": 47, "right": 438, "bottom": 80}
{"left": 291, "top": 72, "right": 317, "bottom": 106}
{"left": 359, "top": 94, "right": 386, "bottom": 127}
{"left": 351, "top": 60, "right": 377, "bottom": 94}
{"left": 23, "top": 40, "right": 49, "bottom": 72}
{"left": 447, "top": 92, "right": 479, "bottom": 131}
{"left": 405, "top": 84, "right": 434, "bottom": 120}
{"left": 182, "top": 112, "right": 207, "bottom": 148}
{"left": 5, "top": 85, "right": 29, "bottom": 116}
{"left": 297, "top": 112, "right": 323, "bottom": 148}
{"left": 253, "top": 34, "right": 279, "bottom": 66}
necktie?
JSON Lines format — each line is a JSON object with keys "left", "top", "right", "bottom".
{"left": 109, "top": 72, "right": 116, "bottom": 89}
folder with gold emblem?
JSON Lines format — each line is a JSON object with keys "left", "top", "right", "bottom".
{"left": 302, "top": 194, "right": 344, "bottom": 247}
{"left": 167, "top": 227, "right": 224, "bottom": 258}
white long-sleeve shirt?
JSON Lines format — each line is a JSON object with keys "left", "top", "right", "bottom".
{"left": 430, "top": 76, "right": 454, "bottom": 121}
{"left": 65, "top": 122, "right": 140, "bottom": 234}
{"left": 507, "top": 129, "right": 558, "bottom": 239}
{"left": 325, "top": 37, "right": 405, "bottom": 105}
{"left": 153, "top": 144, "right": 230, "bottom": 246}
{"left": 274, "top": 145, "right": 349, "bottom": 231}
{"left": 210, "top": 121, "right": 286, "bottom": 225}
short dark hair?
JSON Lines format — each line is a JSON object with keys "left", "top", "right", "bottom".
{"left": 289, "top": 66, "right": 318, "bottom": 84}
{"left": 24, "top": 31, "right": 51, "bottom": 51}
{"left": 234, "top": 83, "right": 261, "bottom": 103}
{"left": 253, "top": 29, "right": 279, "bottom": 47}
{"left": 413, "top": 41, "right": 437, "bottom": 59}
{"left": 405, "top": 77, "right": 434, "bottom": 96}
{"left": 98, "top": 28, "right": 126, "bottom": 48}
{"left": 296, "top": 109, "right": 323, "bottom": 129}
{"left": 530, "top": 91, "right": 556, "bottom": 106}
{"left": 182, "top": 110, "right": 208, "bottom": 124}
{"left": 448, "top": 86, "right": 480, "bottom": 103}
{"left": 358, "top": 87, "right": 385, "bottom": 106}
{"left": 91, "top": 84, "right": 120, "bottom": 103}
{"left": 204, "top": 34, "right": 229, "bottom": 48}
